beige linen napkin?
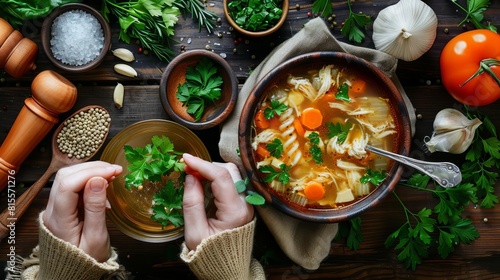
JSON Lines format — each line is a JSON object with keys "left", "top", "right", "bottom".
{"left": 219, "top": 18, "right": 416, "bottom": 270}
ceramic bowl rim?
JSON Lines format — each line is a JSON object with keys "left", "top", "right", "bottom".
{"left": 41, "top": 3, "right": 111, "bottom": 73}
{"left": 238, "top": 51, "right": 412, "bottom": 223}
{"left": 159, "top": 49, "right": 238, "bottom": 130}
{"left": 223, "top": 0, "right": 289, "bottom": 37}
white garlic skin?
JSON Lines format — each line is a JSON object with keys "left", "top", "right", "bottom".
{"left": 433, "top": 108, "right": 480, "bottom": 134}
{"left": 425, "top": 108, "right": 482, "bottom": 154}
{"left": 373, "top": 0, "right": 438, "bottom": 61}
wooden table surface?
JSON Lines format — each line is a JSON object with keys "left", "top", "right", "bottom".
{"left": 1, "top": 0, "right": 500, "bottom": 279}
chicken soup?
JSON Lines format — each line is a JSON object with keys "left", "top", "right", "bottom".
{"left": 251, "top": 64, "right": 398, "bottom": 208}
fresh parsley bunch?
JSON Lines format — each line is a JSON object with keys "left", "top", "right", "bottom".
{"left": 338, "top": 108, "right": 499, "bottom": 270}
{"left": 176, "top": 57, "right": 223, "bottom": 121}
{"left": 103, "top": 0, "right": 217, "bottom": 61}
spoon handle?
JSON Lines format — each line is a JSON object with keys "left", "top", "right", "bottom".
{"left": 0, "top": 164, "right": 58, "bottom": 242}
{"left": 365, "top": 145, "right": 462, "bottom": 188}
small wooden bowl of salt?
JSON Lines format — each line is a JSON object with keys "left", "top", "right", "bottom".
{"left": 41, "top": 3, "right": 111, "bottom": 73}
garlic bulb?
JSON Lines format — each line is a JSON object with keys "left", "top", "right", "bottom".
{"left": 425, "top": 109, "right": 482, "bottom": 154}
{"left": 372, "top": 0, "right": 438, "bottom": 61}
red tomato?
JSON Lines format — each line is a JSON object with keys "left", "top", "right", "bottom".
{"left": 440, "top": 29, "right": 500, "bottom": 106}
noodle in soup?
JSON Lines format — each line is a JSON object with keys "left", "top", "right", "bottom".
{"left": 251, "top": 64, "right": 398, "bottom": 208}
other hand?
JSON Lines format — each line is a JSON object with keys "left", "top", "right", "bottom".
{"left": 182, "top": 153, "right": 254, "bottom": 250}
{"left": 42, "top": 161, "right": 122, "bottom": 262}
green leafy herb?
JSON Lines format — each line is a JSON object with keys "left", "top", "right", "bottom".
{"left": 342, "top": 108, "right": 497, "bottom": 270}
{"left": 312, "top": 0, "right": 333, "bottom": 17}
{"left": 259, "top": 163, "right": 291, "bottom": 184}
{"left": 335, "top": 217, "right": 363, "bottom": 251}
{"left": 360, "top": 169, "right": 386, "bottom": 186}
{"left": 341, "top": 0, "right": 372, "bottom": 43}
{"left": 451, "top": 0, "right": 497, "bottom": 32}
{"left": 462, "top": 108, "right": 500, "bottom": 208}
{"left": 227, "top": 0, "right": 283, "bottom": 32}
{"left": 103, "top": 0, "right": 180, "bottom": 61}
{"left": 385, "top": 183, "right": 480, "bottom": 270}
{"left": 326, "top": 122, "right": 352, "bottom": 144}
{"left": 124, "top": 135, "right": 185, "bottom": 189}
{"left": 151, "top": 180, "right": 184, "bottom": 228}
{"left": 0, "top": 0, "right": 79, "bottom": 28}
{"left": 335, "top": 83, "right": 351, "bottom": 102}
{"left": 264, "top": 100, "right": 288, "bottom": 119}
{"left": 176, "top": 57, "right": 223, "bottom": 121}
{"left": 308, "top": 132, "right": 323, "bottom": 164}
{"left": 124, "top": 135, "right": 186, "bottom": 228}
{"left": 102, "top": 0, "right": 217, "bottom": 61}
{"left": 235, "top": 178, "right": 266, "bottom": 205}
{"left": 266, "top": 138, "right": 284, "bottom": 158}
{"left": 175, "top": 0, "right": 218, "bottom": 33}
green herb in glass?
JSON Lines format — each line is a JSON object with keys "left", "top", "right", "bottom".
{"left": 123, "top": 135, "right": 186, "bottom": 228}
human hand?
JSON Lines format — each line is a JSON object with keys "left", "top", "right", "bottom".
{"left": 182, "top": 153, "right": 254, "bottom": 250}
{"left": 42, "top": 161, "right": 122, "bottom": 262}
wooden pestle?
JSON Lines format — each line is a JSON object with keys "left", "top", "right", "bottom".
{"left": 0, "top": 70, "right": 77, "bottom": 191}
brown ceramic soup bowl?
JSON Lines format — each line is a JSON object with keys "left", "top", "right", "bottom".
{"left": 238, "top": 52, "right": 412, "bottom": 223}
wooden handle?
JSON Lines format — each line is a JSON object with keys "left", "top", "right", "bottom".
{"left": 0, "top": 167, "right": 56, "bottom": 243}
{"left": 0, "top": 70, "right": 77, "bottom": 191}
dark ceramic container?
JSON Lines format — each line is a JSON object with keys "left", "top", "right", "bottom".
{"left": 238, "top": 52, "right": 412, "bottom": 223}
{"left": 41, "top": 3, "right": 111, "bottom": 73}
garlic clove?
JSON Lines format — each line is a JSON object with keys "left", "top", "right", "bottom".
{"left": 112, "top": 48, "right": 135, "bottom": 62}
{"left": 113, "top": 83, "right": 124, "bottom": 109}
{"left": 372, "top": 0, "right": 438, "bottom": 61}
{"left": 425, "top": 116, "right": 482, "bottom": 154}
{"left": 433, "top": 108, "right": 481, "bottom": 134}
{"left": 114, "top": 64, "right": 137, "bottom": 77}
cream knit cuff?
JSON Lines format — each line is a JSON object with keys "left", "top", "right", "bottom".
{"left": 180, "top": 218, "right": 265, "bottom": 280}
{"left": 37, "top": 211, "right": 120, "bottom": 280}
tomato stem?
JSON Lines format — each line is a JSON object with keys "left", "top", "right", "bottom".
{"left": 460, "top": 59, "right": 500, "bottom": 88}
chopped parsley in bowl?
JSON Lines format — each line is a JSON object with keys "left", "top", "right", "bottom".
{"left": 223, "top": 0, "right": 289, "bottom": 37}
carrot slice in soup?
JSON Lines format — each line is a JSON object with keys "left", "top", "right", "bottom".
{"left": 256, "top": 143, "right": 271, "bottom": 158}
{"left": 304, "top": 181, "right": 325, "bottom": 200}
{"left": 254, "top": 110, "right": 269, "bottom": 129}
{"left": 269, "top": 116, "right": 281, "bottom": 130}
{"left": 293, "top": 118, "right": 305, "bottom": 137}
{"left": 351, "top": 79, "right": 366, "bottom": 94}
{"left": 300, "top": 107, "right": 323, "bottom": 130}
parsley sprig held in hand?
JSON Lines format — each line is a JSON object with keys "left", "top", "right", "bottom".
{"left": 124, "top": 135, "right": 186, "bottom": 228}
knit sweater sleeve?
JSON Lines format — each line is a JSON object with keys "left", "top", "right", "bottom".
{"left": 179, "top": 218, "right": 266, "bottom": 280}
{"left": 10, "top": 212, "right": 122, "bottom": 280}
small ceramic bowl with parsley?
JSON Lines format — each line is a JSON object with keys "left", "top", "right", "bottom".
{"left": 160, "top": 50, "right": 238, "bottom": 130}
{"left": 223, "top": 0, "right": 289, "bottom": 37}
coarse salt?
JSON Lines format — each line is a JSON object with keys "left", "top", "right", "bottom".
{"left": 50, "top": 10, "right": 104, "bottom": 66}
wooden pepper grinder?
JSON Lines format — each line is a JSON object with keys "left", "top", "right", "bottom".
{"left": 0, "top": 70, "right": 77, "bottom": 191}
{"left": 0, "top": 17, "right": 38, "bottom": 77}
